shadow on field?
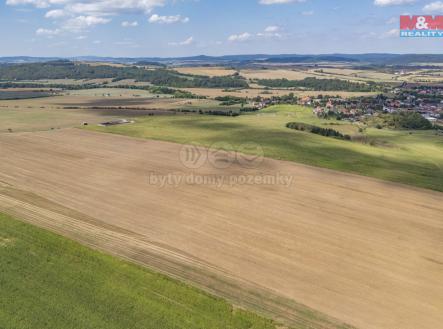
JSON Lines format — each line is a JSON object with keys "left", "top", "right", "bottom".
{"left": 163, "top": 117, "right": 443, "bottom": 191}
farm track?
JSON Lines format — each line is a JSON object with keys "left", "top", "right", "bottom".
{"left": 0, "top": 129, "right": 442, "bottom": 329}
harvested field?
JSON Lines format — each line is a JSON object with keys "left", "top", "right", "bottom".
{"left": 64, "top": 88, "right": 158, "bottom": 97}
{"left": 240, "top": 68, "right": 391, "bottom": 83}
{"left": 240, "top": 69, "right": 316, "bottom": 80}
{"left": 239, "top": 67, "right": 438, "bottom": 84}
{"left": 173, "top": 67, "right": 238, "bottom": 77}
{"left": 0, "top": 107, "right": 124, "bottom": 133}
{"left": 57, "top": 97, "right": 181, "bottom": 108}
{"left": 0, "top": 129, "right": 442, "bottom": 329}
{"left": 0, "top": 94, "right": 220, "bottom": 110}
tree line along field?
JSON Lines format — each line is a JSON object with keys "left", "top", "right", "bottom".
{"left": 0, "top": 212, "right": 278, "bottom": 329}
{"left": 87, "top": 104, "right": 443, "bottom": 192}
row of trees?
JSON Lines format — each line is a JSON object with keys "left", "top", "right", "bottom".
{"left": 214, "top": 95, "right": 246, "bottom": 105}
{"left": 286, "top": 122, "right": 352, "bottom": 140}
{"left": 114, "top": 85, "right": 206, "bottom": 99}
{"left": 257, "top": 77, "right": 379, "bottom": 92}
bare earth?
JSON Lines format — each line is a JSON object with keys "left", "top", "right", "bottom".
{"left": 173, "top": 66, "right": 238, "bottom": 77}
{"left": 0, "top": 129, "right": 442, "bottom": 329}
{"left": 181, "top": 88, "right": 376, "bottom": 99}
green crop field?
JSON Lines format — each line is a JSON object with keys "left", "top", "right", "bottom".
{"left": 0, "top": 213, "right": 277, "bottom": 329}
{"left": 87, "top": 105, "right": 443, "bottom": 191}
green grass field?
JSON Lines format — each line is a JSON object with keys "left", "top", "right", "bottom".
{"left": 87, "top": 105, "right": 443, "bottom": 191}
{"left": 0, "top": 213, "right": 278, "bottom": 329}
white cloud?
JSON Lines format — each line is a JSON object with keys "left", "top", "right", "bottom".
{"left": 301, "top": 10, "right": 314, "bottom": 16}
{"left": 423, "top": 1, "right": 443, "bottom": 12}
{"left": 45, "top": 9, "right": 66, "bottom": 18}
{"left": 65, "top": 1, "right": 164, "bottom": 16}
{"left": 148, "top": 14, "right": 189, "bottom": 24}
{"left": 8, "top": 0, "right": 165, "bottom": 12}
{"left": 35, "top": 27, "right": 61, "bottom": 36}
{"left": 264, "top": 25, "right": 280, "bottom": 33}
{"left": 63, "top": 15, "right": 110, "bottom": 32}
{"left": 259, "top": 26, "right": 283, "bottom": 39}
{"left": 374, "top": 0, "right": 415, "bottom": 6}
{"left": 168, "top": 36, "right": 194, "bottom": 46}
{"left": 122, "top": 20, "right": 138, "bottom": 27}
{"left": 229, "top": 26, "right": 285, "bottom": 42}
{"left": 75, "top": 35, "right": 87, "bottom": 39}
{"left": 7, "top": 0, "right": 166, "bottom": 34}
{"left": 228, "top": 32, "right": 253, "bottom": 42}
{"left": 6, "top": 0, "right": 68, "bottom": 9}
{"left": 259, "top": 0, "right": 305, "bottom": 4}
{"left": 257, "top": 32, "right": 282, "bottom": 39}
{"left": 114, "top": 40, "right": 138, "bottom": 46}
{"left": 386, "top": 16, "right": 398, "bottom": 24}
{"left": 381, "top": 28, "right": 400, "bottom": 38}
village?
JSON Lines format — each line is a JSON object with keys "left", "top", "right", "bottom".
{"left": 253, "top": 84, "right": 443, "bottom": 125}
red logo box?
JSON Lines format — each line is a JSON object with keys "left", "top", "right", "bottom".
{"left": 400, "top": 16, "right": 443, "bottom": 30}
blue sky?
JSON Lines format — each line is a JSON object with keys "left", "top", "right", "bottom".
{"left": 0, "top": 0, "right": 442, "bottom": 57}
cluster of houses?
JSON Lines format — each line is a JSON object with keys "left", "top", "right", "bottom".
{"left": 300, "top": 85, "right": 443, "bottom": 124}
{"left": 250, "top": 84, "right": 443, "bottom": 126}
{"left": 252, "top": 94, "right": 298, "bottom": 109}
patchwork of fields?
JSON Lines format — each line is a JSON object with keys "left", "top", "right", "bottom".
{"left": 180, "top": 87, "right": 377, "bottom": 99}
{"left": 0, "top": 60, "right": 442, "bottom": 329}
{"left": 173, "top": 66, "right": 443, "bottom": 84}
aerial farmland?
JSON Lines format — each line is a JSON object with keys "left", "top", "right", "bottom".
{"left": 1, "top": 6, "right": 443, "bottom": 327}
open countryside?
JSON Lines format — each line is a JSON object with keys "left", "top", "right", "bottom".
{"left": 1, "top": 17, "right": 443, "bottom": 329}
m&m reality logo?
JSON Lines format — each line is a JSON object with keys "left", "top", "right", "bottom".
{"left": 400, "top": 15, "right": 443, "bottom": 37}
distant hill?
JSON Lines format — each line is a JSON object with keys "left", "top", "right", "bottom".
{"left": 261, "top": 55, "right": 360, "bottom": 63}
{"left": 1, "top": 54, "right": 443, "bottom": 66}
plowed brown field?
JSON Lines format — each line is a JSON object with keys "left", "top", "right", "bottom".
{"left": 0, "top": 129, "right": 442, "bottom": 329}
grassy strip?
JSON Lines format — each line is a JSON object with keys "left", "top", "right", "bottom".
{"left": 86, "top": 105, "right": 443, "bottom": 191}
{"left": 0, "top": 212, "right": 278, "bottom": 329}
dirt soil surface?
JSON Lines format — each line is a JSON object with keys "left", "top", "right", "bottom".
{"left": 0, "top": 129, "right": 442, "bottom": 329}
